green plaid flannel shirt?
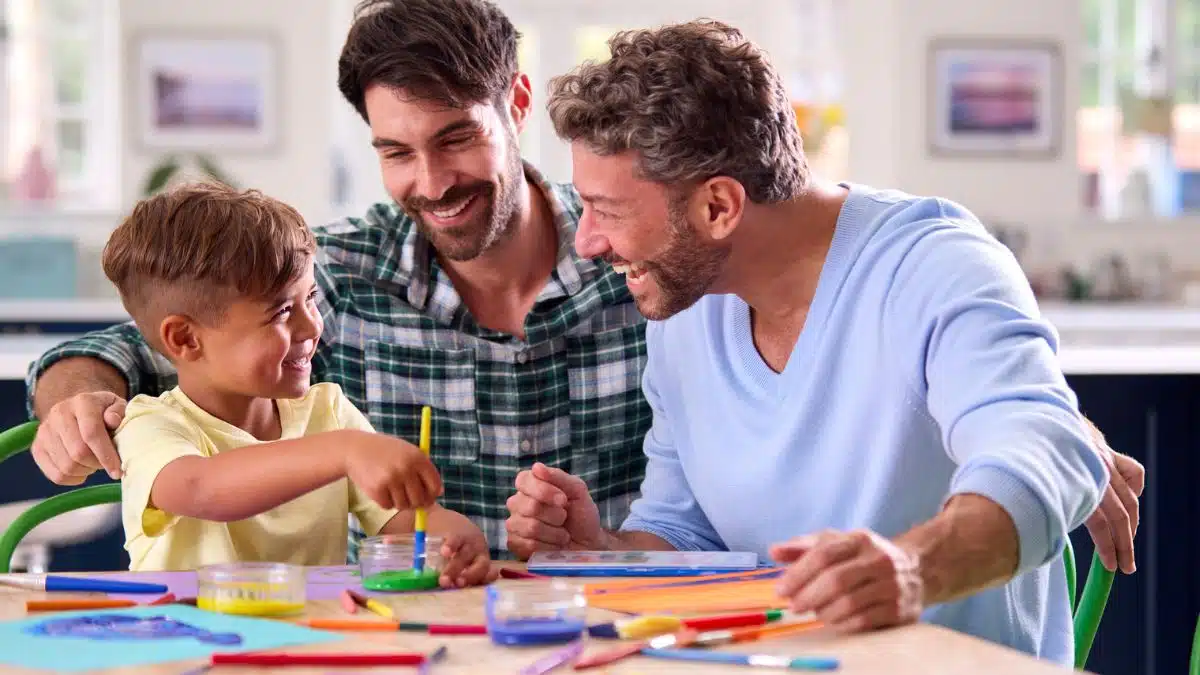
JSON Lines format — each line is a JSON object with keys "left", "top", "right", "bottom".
{"left": 26, "top": 164, "right": 652, "bottom": 561}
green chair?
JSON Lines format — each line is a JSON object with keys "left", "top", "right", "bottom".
{"left": 1190, "top": 611, "right": 1199, "bottom": 675}
{"left": 1064, "top": 533, "right": 1117, "bottom": 670}
{"left": 0, "top": 421, "right": 121, "bottom": 573}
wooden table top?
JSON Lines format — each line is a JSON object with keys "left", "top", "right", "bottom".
{"left": 0, "top": 564, "right": 1081, "bottom": 674}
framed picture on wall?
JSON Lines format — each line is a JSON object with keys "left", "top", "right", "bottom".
{"left": 927, "top": 38, "right": 1062, "bottom": 158}
{"left": 133, "top": 34, "right": 280, "bottom": 152}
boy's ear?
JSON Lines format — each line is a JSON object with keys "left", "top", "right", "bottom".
{"left": 159, "top": 315, "right": 203, "bottom": 362}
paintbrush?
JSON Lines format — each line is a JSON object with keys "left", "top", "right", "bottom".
{"left": 0, "top": 573, "right": 167, "bottom": 595}
{"left": 417, "top": 645, "right": 449, "bottom": 675}
{"left": 413, "top": 405, "right": 432, "bottom": 572}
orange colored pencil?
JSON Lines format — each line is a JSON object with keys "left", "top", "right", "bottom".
{"left": 299, "top": 617, "right": 401, "bottom": 631}
{"left": 26, "top": 598, "right": 137, "bottom": 611}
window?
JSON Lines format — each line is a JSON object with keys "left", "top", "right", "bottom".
{"left": 0, "top": 0, "right": 118, "bottom": 210}
{"left": 497, "top": 0, "right": 844, "bottom": 182}
{"left": 1079, "top": 0, "right": 1200, "bottom": 218}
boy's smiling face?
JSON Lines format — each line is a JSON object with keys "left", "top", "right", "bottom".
{"left": 173, "top": 256, "right": 323, "bottom": 403}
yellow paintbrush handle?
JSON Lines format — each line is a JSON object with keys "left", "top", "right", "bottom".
{"left": 414, "top": 406, "right": 432, "bottom": 530}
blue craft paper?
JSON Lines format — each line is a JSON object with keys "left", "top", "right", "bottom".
{"left": 0, "top": 604, "right": 342, "bottom": 672}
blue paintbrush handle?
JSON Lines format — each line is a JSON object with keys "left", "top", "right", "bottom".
{"left": 412, "top": 532, "right": 426, "bottom": 572}
{"left": 44, "top": 576, "right": 168, "bottom": 594}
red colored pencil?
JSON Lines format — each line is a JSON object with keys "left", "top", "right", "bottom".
{"left": 211, "top": 652, "right": 426, "bottom": 667}
{"left": 499, "top": 568, "right": 544, "bottom": 580}
{"left": 426, "top": 623, "right": 487, "bottom": 635}
{"left": 682, "top": 609, "right": 785, "bottom": 632}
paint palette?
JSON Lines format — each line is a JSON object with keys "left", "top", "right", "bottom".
{"left": 196, "top": 563, "right": 306, "bottom": 617}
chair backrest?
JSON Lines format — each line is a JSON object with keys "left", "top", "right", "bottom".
{"left": 0, "top": 421, "right": 122, "bottom": 573}
{"left": 1065, "top": 534, "right": 1117, "bottom": 670}
{"left": 0, "top": 421, "right": 38, "bottom": 465}
{"left": 1190, "top": 611, "right": 1199, "bottom": 675}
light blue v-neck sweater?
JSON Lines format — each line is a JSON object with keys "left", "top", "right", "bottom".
{"left": 620, "top": 184, "right": 1107, "bottom": 663}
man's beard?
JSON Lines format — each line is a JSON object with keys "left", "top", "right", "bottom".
{"left": 404, "top": 133, "right": 523, "bottom": 262}
{"left": 630, "top": 204, "right": 729, "bottom": 321}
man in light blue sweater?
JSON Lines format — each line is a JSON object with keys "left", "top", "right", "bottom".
{"left": 504, "top": 20, "right": 1109, "bottom": 663}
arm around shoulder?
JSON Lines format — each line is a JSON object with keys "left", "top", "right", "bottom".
{"left": 886, "top": 221, "right": 1107, "bottom": 584}
{"left": 28, "top": 321, "right": 174, "bottom": 419}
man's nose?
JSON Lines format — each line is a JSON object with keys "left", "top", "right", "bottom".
{"left": 414, "top": 155, "right": 454, "bottom": 201}
{"left": 575, "top": 212, "right": 610, "bottom": 260}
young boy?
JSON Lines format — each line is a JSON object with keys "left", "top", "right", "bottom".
{"left": 103, "top": 182, "right": 492, "bottom": 587}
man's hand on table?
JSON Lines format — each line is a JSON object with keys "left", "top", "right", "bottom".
{"left": 505, "top": 462, "right": 605, "bottom": 559}
{"left": 31, "top": 392, "right": 126, "bottom": 485}
{"left": 770, "top": 530, "right": 924, "bottom": 633}
{"left": 1081, "top": 417, "right": 1145, "bottom": 574}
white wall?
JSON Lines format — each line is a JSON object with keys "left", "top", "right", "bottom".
{"left": 844, "top": 0, "right": 1082, "bottom": 225}
{"left": 840, "top": 0, "right": 1200, "bottom": 289}
{"left": 119, "top": 0, "right": 334, "bottom": 226}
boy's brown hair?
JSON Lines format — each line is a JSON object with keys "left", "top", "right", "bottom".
{"left": 102, "top": 181, "right": 316, "bottom": 351}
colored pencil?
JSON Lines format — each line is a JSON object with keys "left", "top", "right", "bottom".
{"left": 519, "top": 638, "right": 583, "bottom": 674}
{"left": 339, "top": 588, "right": 358, "bottom": 614}
{"left": 414, "top": 405, "right": 432, "bottom": 572}
{"left": 417, "top": 645, "right": 449, "bottom": 675}
{"left": 590, "top": 608, "right": 806, "bottom": 639}
{"left": 345, "top": 588, "right": 395, "bottom": 620}
{"left": 583, "top": 567, "right": 783, "bottom": 595}
{"left": 211, "top": 652, "right": 426, "bottom": 667}
{"left": 500, "top": 568, "right": 545, "bottom": 580}
{"left": 573, "top": 630, "right": 698, "bottom": 670}
{"left": 425, "top": 623, "right": 487, "bottom": 635}
{"left": 0, "top": 573, "right": 167, "bottom": 595}
{"left": 300, "top": 618, "right": 404, "bottom": 631}
{"left": 690, "top": 619, "right": 825, "bottom": 647}
{"left": 640, "top": 647, "right": 839, "bottom": 670}
{"left": 26, "top": 598, "right": 138, "bottom": 611}
{"left": 148, "top": 593, "right": 177, "bottom": 606}
{"left": 299, "top": 618, "right": 488, "bottom": 634}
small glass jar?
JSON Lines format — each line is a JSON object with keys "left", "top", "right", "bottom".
{"left": 196, "top": 562, "right": 305, "bottom": 617}
{"left": 486, "top": 580, "right": 588, "bottom": 646}
{"left": 359, "top": 534, "right": 443, "bottom": 592}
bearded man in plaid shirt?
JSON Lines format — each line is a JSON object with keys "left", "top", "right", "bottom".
{"left": 23, "top": 0, "right": 649, "bottom": 560}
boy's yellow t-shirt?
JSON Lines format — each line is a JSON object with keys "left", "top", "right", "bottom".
{"left": 115, "top": 382, "right": 398, "bottom": 571}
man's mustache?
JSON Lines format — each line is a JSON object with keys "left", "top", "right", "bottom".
{"left": 406, "top": 183, "right": 492, "bottom": 211}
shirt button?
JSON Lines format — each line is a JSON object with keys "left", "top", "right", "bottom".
{"left": 516, "top": 351, "right": 528, "bottom": 364}
{"left": 520, "top": 439, "right": 532, "bottom": 452}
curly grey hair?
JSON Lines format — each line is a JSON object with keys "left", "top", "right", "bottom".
{"left": 547, "top": 20, "right": 808, "bottom": 204}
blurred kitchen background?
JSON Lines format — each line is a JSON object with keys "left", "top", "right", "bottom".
{"left": 0, "top": 2, "right": 1197, "bottom": 675}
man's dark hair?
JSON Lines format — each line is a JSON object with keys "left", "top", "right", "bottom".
{"left": 338, "top": 0, "right": 520, "bottom": 121}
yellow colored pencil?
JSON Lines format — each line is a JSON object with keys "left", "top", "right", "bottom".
{"left": 413, "top": 406, "right": 432, "bottom": 571}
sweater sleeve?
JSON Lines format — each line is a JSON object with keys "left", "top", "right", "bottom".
{"left": 886, "top": 210, "right": 1108, "bottom": 575}
{"left": 620, "top": 321, "right": 726, "bottom": 552}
